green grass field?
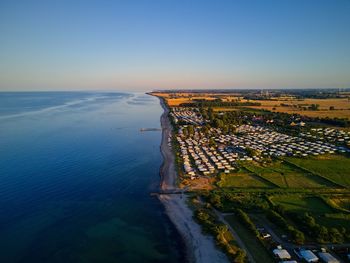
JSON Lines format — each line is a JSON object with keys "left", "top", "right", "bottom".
{"left": 286, "top": 155, "right": 350, "bottom": 187}
{"left": 271, "top": 195, "right": 334, "bottom": 214}
{"left": 317, "top": 213, "right": 350, "bottom": 230}
{"left": 217, "top": 169, "right": 273, "bottom": 188}
{"left": 242, "top": 161, "right": 333, "bottom": 188}
{"left": 225, "top": 215, "right": 274, "bottom": 263}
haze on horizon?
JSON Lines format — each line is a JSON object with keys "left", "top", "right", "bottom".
{"left": 0, "top": 0, "right": 349, "bottom": 92}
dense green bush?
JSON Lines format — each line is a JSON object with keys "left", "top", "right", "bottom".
{"left": 266, "top": 210, "right": 305, "bottom": 244}
{"left": 292, "top": 212, "right": 345, "bottom": 243}
{"left": 194, "top": 208, "right": 247, "bottom": 262}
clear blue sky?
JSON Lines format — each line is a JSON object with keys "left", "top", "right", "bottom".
{"left": 0, "top": 0, "right": 349, "bottom": 91}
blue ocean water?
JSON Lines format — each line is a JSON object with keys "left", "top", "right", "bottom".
{"left": 0, "top": 92, "right": 184, "bottom": 263}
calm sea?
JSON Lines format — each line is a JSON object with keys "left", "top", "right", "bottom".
{"left": 0, "top": 92, "right": 185, "bottom": 263}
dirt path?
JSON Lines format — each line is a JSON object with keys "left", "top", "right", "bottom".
{"left": 213, "top": 209, "right": 256, "bottom": 263}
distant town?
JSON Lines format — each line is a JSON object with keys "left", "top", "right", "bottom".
{"left": 152, "top": 89, "right": 350, "bottom": 263}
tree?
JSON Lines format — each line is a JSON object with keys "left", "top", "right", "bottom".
{"left": 223, "top": 125, "right": 229, "bottom": 134}
{"left": 209, "top": 137, "right": 216, "bottom": 147}
{"left": 329, "top": 228, "right": 343, "bottom": 243}
{"left": 182, "top": 127, "right": 188, "bottom": 137}
{"left": 213, "top": 118, "right": 224, "bottom": 128}
{"left": 309, "top": 104, "right": 319, "bottom": 110}
{"left": 188, "top": 125, "right": 194, "bottom": 135}
{"left": 288, "top": 226, "right": 305, "bottom": 244}
{"left": 208, "top": 107, "right": 214, "bottom": 120}
{"left": 209, "top": 193, "right": 223, "bottom": 209}
{"left": 233, "top": 249, "right": 246, "bottom": 263}
{"left": 245, "top": 147, "right": 258, "bottom": 157}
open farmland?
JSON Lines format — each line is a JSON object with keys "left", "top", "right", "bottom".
{"left": 151, "top": 92, "right": 230, "bottom": 106}
{"left": 245, "top": 98, "right": 350, "bottom": 118}
{"left": 242, "top": 161, "right": 334, "bottom": 188}
{"left": 153, "top": 91, "right": 350, "bottom": 118}
{"left": 285, "top": 155, "right": 350, "bottom": 187}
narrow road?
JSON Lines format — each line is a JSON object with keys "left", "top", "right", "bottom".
{"left": 213, "top": 209, "right": 256, "bottom": 263}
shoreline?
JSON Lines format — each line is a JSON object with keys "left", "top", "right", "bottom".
{"left": 156, "top": 97, "right": 229, "bottom": 263}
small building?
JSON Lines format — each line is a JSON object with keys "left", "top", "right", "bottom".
{"left": 273, "top": 248, "right": 292, "bottom": 260}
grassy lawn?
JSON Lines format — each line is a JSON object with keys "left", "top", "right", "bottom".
{"left": 317, "top": 213, "right": 350, "bottom": 230}
{"left": 243, "top": 161, "right": 332, "bottom": 188}
{"left": 271, "top": 195, "right": 334, "bottom": 214}
{"left": 286, "top": 155, "right": 350, "bottom": 187}
{"left": 217, "top": 169, "right": 273, "bottom": 188}
{"left": 225, "top": 214, "right": 274, "bottom": 263}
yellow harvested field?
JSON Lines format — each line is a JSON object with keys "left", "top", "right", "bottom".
{"left": 251, "top": 98, "right": 350, "bottom": 109}
{"left": 151, "top": 92, "right": 219, "bottom": 106}
{"left": 245, "top": 98, "right": 350, "bottom": 118}
{"left": 150, "top": 92, "right": 350, "bottom": 118}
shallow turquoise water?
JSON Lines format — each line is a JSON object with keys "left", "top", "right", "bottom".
{"left": 0, "top": 92, "right": 184, "bottom": 263}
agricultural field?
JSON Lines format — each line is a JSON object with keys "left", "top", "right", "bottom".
{"left": 242, "top": 161, "right": 333, "bottom": 188}
{"left": 270, "top": 195, "right": 334, "bottom": 214}
{"left": 245, "top": 97, "right": 350, "bottom": 119}
{"left": 285, "top": 154, "right": 350, "bottom": 188}
{"left": 151, "top": 92, "right": 223, "bottom": 106}
{"left": 217, "top": 169, "right": 273, "bottom": 188}
{"left": 153, "top": 91, "right": 350, "bottom": 118}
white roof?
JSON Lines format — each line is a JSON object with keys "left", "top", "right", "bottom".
{"left": 273, "top": 249, "right": 291, "bottom": 259}
{"left": 300, "top": 250, "right": 318, "bottom": 262}
{"left": 318, "top": 252, "right": 339, "bottom": 263}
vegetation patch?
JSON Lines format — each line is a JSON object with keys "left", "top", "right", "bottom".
{"left": 270, "top": 195, "right": 334, "bottom": 214}
{"left": 193, "top": 208, "right": 247, "bottom": 262}
{"left": 242, "top": 161, "right": 332, "bottom": 188}
{"left": 317, "top": 213, "right": 350, "bottom": 231}
{"left": 225, "top": 214, "right": 275, "bottom": 263}
{"left": 206, "top": 191, "right": 270, "bottom": 212}
{"left": 329, "top": 196, "right": 350, "bottom": 212}
{"left": 217, "top": 169, "right": 272, "bottom": 189}
{"left": 286, "top": 155, "right": 350, "bottom": 187}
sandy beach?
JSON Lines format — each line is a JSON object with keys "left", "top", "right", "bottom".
{"left": 157, "top": 98, "right": 229, "bottom": 263}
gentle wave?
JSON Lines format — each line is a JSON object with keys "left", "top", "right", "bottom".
{"left": 0, "top": 94, "right": 128, "bottom": 120}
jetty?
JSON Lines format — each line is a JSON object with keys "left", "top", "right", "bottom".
{"left": 140, "top": 128, "right": 162, "bottom": 132}
{"left": 149, "top": 189, "right": 191, "bottom": 196}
